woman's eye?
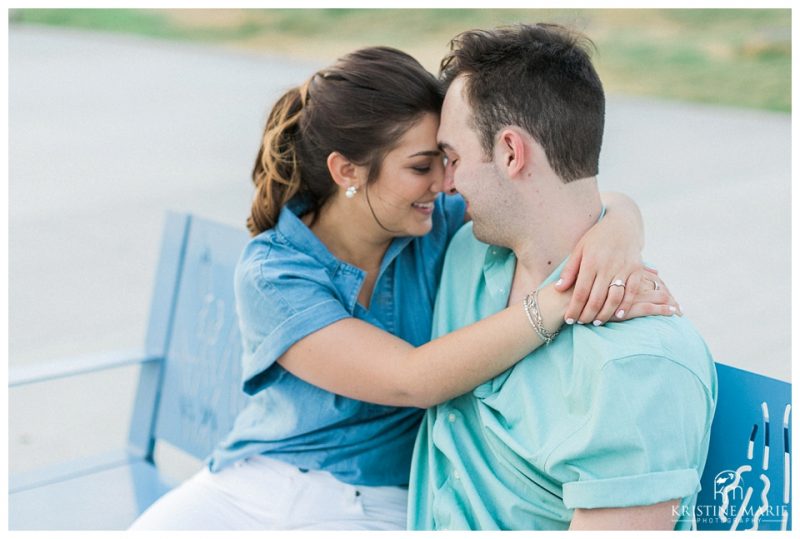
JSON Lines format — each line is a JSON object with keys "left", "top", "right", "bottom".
{"left": 413, "top": 166, "right": 431, "bottom": 174}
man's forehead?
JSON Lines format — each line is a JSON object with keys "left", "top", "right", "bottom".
{"left": 436, "top": 113, "right": 455, "bottom": 150}
{"left": 443, "top": 76, "right": 469, "bottom": 108}
{"left": 438, "top": 81, "right": 471, "bottom": 147}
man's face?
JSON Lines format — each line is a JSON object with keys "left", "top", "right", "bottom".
{"left": 438, "top": 76, "right": 505, "bottom": 241}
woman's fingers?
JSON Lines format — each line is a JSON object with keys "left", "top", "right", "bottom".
{"left": 556, "top": 251, "right": 582, "bottom": 292}
{"left": 635, "top": 271, "right": 682, "bottom": 315}
{"left": 564, "top": 264, "right": 597, "bottom": 324}
{"left": 610, "top": 270, "right": 641, "bottom": 321}
{"left": 575, "top": 269, "right": 614, "bottom": 324}
{"left": 591, "top": 281, "right": 626, "bottom": 324}
{"left": 625, "top": 302, "right": 678, "bottom": 319}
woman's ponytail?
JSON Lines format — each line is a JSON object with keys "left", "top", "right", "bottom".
{"left": 247, "top": 80, "right": 310, "bottom": 235}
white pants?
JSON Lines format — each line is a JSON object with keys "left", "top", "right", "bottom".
{"left": 129, "top": 455, "right": 408, "bottom": 530}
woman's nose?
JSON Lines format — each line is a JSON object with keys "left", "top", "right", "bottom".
{"left": 430, "top": 165, "right": 446, "bottom": 193}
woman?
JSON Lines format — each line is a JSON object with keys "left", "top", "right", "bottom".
{"left": 131, "top": 47, "right": 676, "bottom": 530}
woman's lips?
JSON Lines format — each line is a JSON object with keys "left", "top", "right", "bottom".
{"left": 411, "top": 201, "right": 435, "bottom": 215}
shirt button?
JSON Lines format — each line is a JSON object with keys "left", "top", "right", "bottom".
{"left": 448, "top": 413, "right": 457, "bottom": 423}
{"left": 454, "top": 470, "right": 461, "bottom": 480}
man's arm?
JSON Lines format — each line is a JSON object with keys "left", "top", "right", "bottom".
{"left": 569, "top": 499, "right": 681, "bottom": 530}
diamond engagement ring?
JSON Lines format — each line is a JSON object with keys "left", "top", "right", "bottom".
{"left": 609, "top": 279, "right": 625, "bottom": 288}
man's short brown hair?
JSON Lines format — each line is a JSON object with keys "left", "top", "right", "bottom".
{"left": 440, "top": 23, "right": 605, "bottom": 182}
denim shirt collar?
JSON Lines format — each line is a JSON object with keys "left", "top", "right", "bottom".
{"left": 276, "top": 199, "right": 341, "bottom": 274}
{"left": 276, "top": 199, "right": 414, "bottom": 310}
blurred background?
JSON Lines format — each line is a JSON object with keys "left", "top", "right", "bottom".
{"left": 9, "top": 8, "right": 791, "bottom": 110}
{"left": 8, "top": 8, "right": 791, "bottom": 481}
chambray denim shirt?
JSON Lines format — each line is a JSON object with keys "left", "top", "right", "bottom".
{"left": 208, "top": 193, "right": 466, "bottom": 486}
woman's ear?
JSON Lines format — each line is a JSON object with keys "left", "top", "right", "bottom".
{"left": 327, "top": 151, "right": 362, "bottom": 190}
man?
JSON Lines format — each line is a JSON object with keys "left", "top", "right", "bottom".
{"left": 407, "top": 24, "right": 717, "bottom": 530}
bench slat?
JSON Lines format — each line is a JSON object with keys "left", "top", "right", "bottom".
{"left": 9, "top": 349, "right": 160, "bottom": 388}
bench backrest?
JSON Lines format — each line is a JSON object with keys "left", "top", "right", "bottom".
{"left": 131, "top": 213, "right": 250, "bottom": 462}
{"left": 696, "top": 363, "right": 791, "bottom": 530}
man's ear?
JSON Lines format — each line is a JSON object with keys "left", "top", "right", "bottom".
{"left": 496, "top": 128, "right": 527, "bottom": 179}
{"left": 326, "top": 151, "right": 363, "bottom": 189}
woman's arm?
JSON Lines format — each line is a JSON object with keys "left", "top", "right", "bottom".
{"left": 279, "top": 272, "right": 676, "bottom": 409}
{"left": 280, "top": 283, "right": 568, "bottom": 409}
{"left": 555, "top": 191, "right": 652, "bottom": 325}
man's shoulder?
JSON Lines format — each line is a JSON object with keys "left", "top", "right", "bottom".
{"left": 582, "top": 315, "right": 716, "bottom": 392}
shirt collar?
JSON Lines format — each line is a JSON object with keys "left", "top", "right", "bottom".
{"left": 275, "top": 198, "right": 415, "bottom": 309}
{"left": 275, "top": 199, "right": 344, "bottom": 275}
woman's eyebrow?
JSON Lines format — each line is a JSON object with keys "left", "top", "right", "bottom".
{"left": 407, "top": 150, "right": 441, "bottom": 158}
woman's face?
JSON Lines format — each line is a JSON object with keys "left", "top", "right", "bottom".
{"left": 364, "top": 113, "right": 445, "bottom": 237}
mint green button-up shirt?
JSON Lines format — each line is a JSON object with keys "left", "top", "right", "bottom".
{"left": 408, "top": 223, "right": 717, "bottom": 530}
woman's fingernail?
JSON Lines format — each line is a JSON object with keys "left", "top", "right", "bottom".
{"left": 556, "top": 278, "right": 563, "bottom": 287}
{"left": 592, "top": 320, "right": 602, "bottom": 326}
{"left": 565, "top": 318, "right": 575, "bottom": 325}
{"left": 577, "top": 321, "right": 584, "bottom": 325}
{"left": 669, "top": 306, "right": 677, "bottom": 312}
{"left": 616, "top": 309, "right": 625, "bottom": 319}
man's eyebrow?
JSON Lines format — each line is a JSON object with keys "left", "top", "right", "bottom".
{"left": 407, "top": 150, "right": 441, "bottom": 158}
{"left": 438, "top": 141, "right": 453, "bottom": 152}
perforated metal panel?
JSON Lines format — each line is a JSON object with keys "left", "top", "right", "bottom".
{"left": 696, "top": 363, "right": 791, "bottom": 530}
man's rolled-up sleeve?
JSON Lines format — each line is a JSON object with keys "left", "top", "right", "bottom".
{"left": 546, "top": 354, "right": 715, "bottom": 510}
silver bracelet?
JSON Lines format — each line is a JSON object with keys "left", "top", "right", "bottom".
{"left": 523, "top": 288, "right": 560, "bottom": 345}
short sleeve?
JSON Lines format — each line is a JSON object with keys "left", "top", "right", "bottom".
{"left": 547, "top": 355, "right": 715, "bottom": 509}
{"left": 235, "top": 249, "right": 351, "bottom": 395}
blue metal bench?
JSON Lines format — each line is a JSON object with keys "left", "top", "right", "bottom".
{"left": 695, "top": 364, "right": 792, "bottom": 530}
{"left": 9, "top": 213, "right": 250, "bottom": 530}
{"left": 8, "top": 213, "right": 792, "bottom": 530}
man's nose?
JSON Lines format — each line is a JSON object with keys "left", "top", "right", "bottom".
{"left": 442, "top": 167, "right": 457, "bottom": 195}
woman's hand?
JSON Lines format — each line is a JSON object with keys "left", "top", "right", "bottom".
{"left": 552, "top": 192, "right": 681, "bottom": 325}
{"left": 557, "top": 264, "right": 680, "bottom": 326}
{"left": 621, "top": 267, "right": 682, "bottom": 321}
{"left": 554, "top": 195, "right": 645, "bottom": 325}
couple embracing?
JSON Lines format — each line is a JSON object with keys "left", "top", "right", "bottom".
{"left": 132, "top": 23, "right": 716, "bottom": 531}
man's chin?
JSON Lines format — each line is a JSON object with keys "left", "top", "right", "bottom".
{"left": 470, "top": 218, "right": 492, "bottom": 244}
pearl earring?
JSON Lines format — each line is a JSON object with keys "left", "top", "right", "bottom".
{"left": 345, "top": 186, "right": 358, "bottom": 199}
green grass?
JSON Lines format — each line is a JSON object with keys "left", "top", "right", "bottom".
{"left": 10, "top": 8, "right": 791, "bottom": 112}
